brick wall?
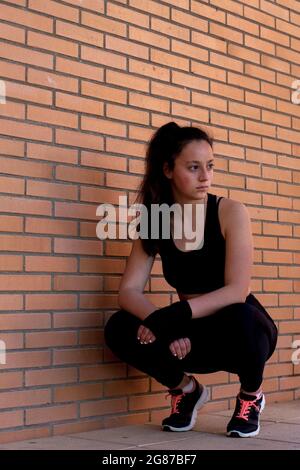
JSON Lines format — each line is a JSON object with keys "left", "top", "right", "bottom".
{"left": 0, "top": 0, "right": 299, "bottom": 444}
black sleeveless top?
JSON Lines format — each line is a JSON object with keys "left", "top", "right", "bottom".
{"left": 157, "top": 193, "right": 225, "bottom": 295}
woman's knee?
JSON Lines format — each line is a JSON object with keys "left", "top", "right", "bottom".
{"left": 226, "top": 302, "right": 262, "bottom": 325}
{"left": 104, "top": 308, "right": 140, "bottom": 346}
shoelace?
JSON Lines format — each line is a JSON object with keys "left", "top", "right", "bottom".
{"left": 236, "top": 396, "right": 260, "bottom": 421}
{"left": 165, "top": 390, "right": 186, "bottom": 414}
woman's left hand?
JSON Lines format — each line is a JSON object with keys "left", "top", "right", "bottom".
{"left": 169, "top": 337, "right": 191, "bottom": 359}
{"left": 137, "top": 325, "right": 156, "bottom": 344}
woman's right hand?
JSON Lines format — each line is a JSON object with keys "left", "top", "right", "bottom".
{"left": 169, "top": 337, "right": 191, "bottom": 360}
{"left": 137, "top": 324, "right": 156, "bottom": 344}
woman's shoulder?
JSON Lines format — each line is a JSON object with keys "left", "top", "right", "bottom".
{"left": 216, "top": 194, "right": 245, "bottom": 211}
{"left": 215, "top": 195, "right": 247, "bottom": 238}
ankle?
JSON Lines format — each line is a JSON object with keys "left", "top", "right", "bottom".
{"left": 182, "top": 376, "right": 195, "bottom": 393}
{"left": 171, "top": 374, "right": 190, "bottom": 391}
{"left": 240, "top": 388, "right": 262, "bottom": 399}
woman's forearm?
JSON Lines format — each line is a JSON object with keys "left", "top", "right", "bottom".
{"left": 118, "top": 288, "right": 157, "bottom": 321}
{"left": 187, "top": 285, "right": 247, "bottom": 319}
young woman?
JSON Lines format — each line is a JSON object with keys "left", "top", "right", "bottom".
{"left": 104, "top": 121, "right": 278, "bottom": 438}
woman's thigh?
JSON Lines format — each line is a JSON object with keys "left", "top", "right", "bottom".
{"left": 181, "top": 300, "right": 274, "bottom": 373}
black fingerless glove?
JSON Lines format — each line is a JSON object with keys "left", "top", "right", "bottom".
{"left": 143, "top": 300, "right": 192, "bottom": 343}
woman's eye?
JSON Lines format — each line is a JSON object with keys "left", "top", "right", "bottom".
{"left": 189, "top": 164, "right": 214, "bottom": 171}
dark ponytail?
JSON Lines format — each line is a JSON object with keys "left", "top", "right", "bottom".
{"left": 134, "top": 121, "right": 213, "bottom": 256}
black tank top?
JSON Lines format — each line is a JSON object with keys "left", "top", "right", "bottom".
{"left": 157, "top": 193, "right": 225, "bottom": 295}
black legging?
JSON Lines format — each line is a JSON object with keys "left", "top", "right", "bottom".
{"left": 104, "top": 293, "right": 278, "bottom": 392}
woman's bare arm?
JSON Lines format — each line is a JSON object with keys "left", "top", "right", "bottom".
{"left": 118, "top": 238, "right": 157, "bottom": 320}
{"left": 187, "top": 200, "right": 253, "bottom": 319}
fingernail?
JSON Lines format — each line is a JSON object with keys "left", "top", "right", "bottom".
{"left": 173, "top": 353, "right": 177, "bottom": 356}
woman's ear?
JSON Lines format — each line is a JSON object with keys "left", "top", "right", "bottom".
{"left": 163, "top": 162, "right": 172, "bottom": 179}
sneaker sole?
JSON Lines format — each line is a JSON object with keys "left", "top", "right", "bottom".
{"left": 226, "top": 394, "right": 266, "bottom": 438}
{"left": 162, "top": 385, "right": 209, "bottom": 432}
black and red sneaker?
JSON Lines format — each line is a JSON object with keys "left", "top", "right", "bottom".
{"left": 226, "top": 391, "right": 265, "bottom": 437}
{"left": 162, "top": 376, "right": 209, "bottom": 432}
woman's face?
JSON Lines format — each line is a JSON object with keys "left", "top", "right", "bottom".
{"left": 163, "top": 139, "right": 214, "bottom": 205}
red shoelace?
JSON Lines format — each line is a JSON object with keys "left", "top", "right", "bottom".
{"left": 236, "top": 396, "right": 260, "bottom": 421}
{"left": 165, "top": 391, "right": 186, "bottom": 414}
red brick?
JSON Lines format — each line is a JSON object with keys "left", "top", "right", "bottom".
{"left": 55, "top": 129, "right": 103, "bottom": 150}
{"left": 25, "top": 218, "right": 77, "bottom": 236}
{"left": 53, "top": 312, "right": 103, "bottom": 328}
{"left": 130, "top": 25, "right": 170, "bottom": 51}
{"left": 28, "top": 106, "right": 78, "bottom": 129}
{"left": 228, "top": 14, "right": 259, "bottom": 35}
{"left": 25, "top": 294, "right": 77, "bottom": 311}
{"left": 81, "top": 45, "right": 126, "bottom": 69}
{"left": 29, "top": 0, "right": 79, "bottom": 22}
{"left": 26, "top": 331, "right": 77, "bottom": 348}
{"left": 0, "top": 196, "right": 52, "bottom": 217}
{"left": 26, "top": 367, "right": 77, "bottom": 386}
{"left": 80, "top": 397, "right": 127, "bottom": 418}
{"left": 27, "top": 143, "right": 78, "bottom": 165}
{"left": 0, "top": 427, "right": 49, "bottom": 445}
{"left": 0, "top": 3, "right": 53, "bottom": 32}
{"left": 107, "top": 2, "right": 149, "bottom": 28}
{"left": 6, "top": 81, "right": 53, "bottom": 105}
{"left": 0, "top": 157, "right": 52, "bottom": 179}
{"left": 0, "top": 372, "right": 23, "bottom": 390}
{"left": 0, "top": 43, "right": 53, "bottom": 68}
{"left": 104, "top": 378, "right": 149, "bottom": 397}
{"left": 4, "top": 0, "right": 26, "bottom": 5}
{"left": 81, "top": 118, "right": 127, "bottom": 138}
{"left": 28, "top": 68, "right": 78, "bottom": 93}
{"left": 63, "top": 0, "right": 105, "bottom": 12}
{"left": 54, "top": 275, "right": 102, "bottom": 291}
{"left": 25, "top": 255, "right": 77, "bottom": 271}
{"left": 0, "top": 118, "right": 52, "bottom": 142}
{"left": 56, "top": 20, "right": 104, "bottom": 47}
{"left": 53, "top": 349, "right": 103, "bottom": 366}
{"left": 0, "top": 274, "right": 51, "bottom": 291}
{"left": 0, "top": 22, "right": 25, "bottom": 43}
{"left": 0, "top": 175, "right": 24, "bottom": 195}
{"left": 79, "top": 329, "right": 103, "bottom": 346}
{"left": 28, "top": 31, "right": 78, "bottom": 58}
{"left": 55, "top": 91, "right": 103, "bottom": 115}
{"left": 0, "top": 59, "right": 25, "bottom": 82}
{"left": 0, "top": 101, "right": 25, "bottom": 120}
{"left": 56, "top": 57, "right": 104, "bottom": 81}
{"left": 0, "top": 411, "right": 23, "bottom": 429}
{"left": 0, "top": 295, "right": 23, "bottom": 311}
{"left": 191, "top": 2, "right": 226, "bottom": 22}
{"left": 0, "top": 255, "right": 23, "bottom": 271}
{"left": 0, "top": 389, "right": 50, "bottom": 408}
{"left": 81, "top": 10, "right": 126, "bottom": 36}
{"left": 26, "top": 404, "right": 77, "bottom": 425}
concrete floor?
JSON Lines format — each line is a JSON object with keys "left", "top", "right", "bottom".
{"left": 0, "top": 400, "right": 299, "bottom": 450}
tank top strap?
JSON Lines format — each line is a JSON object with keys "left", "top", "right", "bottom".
{"left": 216, "top": 195, "right": 223, "bottom": 209}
